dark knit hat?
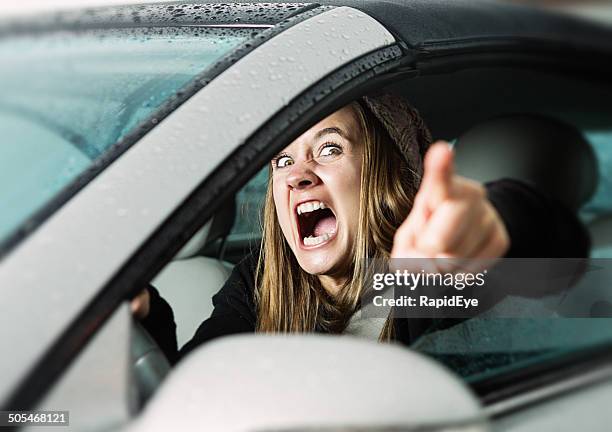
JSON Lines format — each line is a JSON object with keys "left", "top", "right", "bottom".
{"left": 360, "top": 94, "right": 433, "bottom": 178}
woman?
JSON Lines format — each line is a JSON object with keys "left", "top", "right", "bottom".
{"left": 136, "top": 94, "right": 589, "bottom": 364}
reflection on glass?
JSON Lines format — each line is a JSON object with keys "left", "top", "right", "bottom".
{"left": 0, "top": 26, "right": 259, "bottom": 244}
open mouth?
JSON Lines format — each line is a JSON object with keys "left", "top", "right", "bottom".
{"left": 296, "top": 201, "right": 338, "bottom": 247}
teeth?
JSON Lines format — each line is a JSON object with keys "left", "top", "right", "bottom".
{"left": 297, "top": 201, "right": 327, "bottom": 215}
{"left": 303, "top": 233, "right": 331, "bottom": 246}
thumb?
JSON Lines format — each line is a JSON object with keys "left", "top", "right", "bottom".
{"left": 419, "top": 141, "right": 454, "bottom": 209}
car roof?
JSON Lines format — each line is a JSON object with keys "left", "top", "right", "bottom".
{"left": 321, "top": 0, "right": 612, "bottom": 54}
{"left": 5, "top": 0, "right": 612, "bottom": 56}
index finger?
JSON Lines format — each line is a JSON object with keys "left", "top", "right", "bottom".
{"left": 419, "top": 141, "right": 455, "bottom": 209}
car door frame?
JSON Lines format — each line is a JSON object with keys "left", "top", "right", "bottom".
{"left": 5, "top": 0, "right": 612, "bottom": 422}
{"left": 0, "top": 4, "right": 405, "bottom": 414}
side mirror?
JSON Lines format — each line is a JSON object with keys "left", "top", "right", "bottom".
{"left": 130, "top": 335, "right": 489, "bottom": 431}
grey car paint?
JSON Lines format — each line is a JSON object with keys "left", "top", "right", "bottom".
{"left": 128, "top": 335, "right": 489, "bottom": 432}
{"left": 0, "top": 4, "right": 393, "bottom": 410}
{"left": 23, "top": 305, "right": 133, "bottom": 432}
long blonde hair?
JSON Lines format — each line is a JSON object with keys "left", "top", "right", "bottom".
{"left": 255, "top": 101, "right": 420, "bottom": 340}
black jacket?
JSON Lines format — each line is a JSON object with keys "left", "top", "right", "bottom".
{"left": 142, "top": 179, "right": 590, "bottom": 364}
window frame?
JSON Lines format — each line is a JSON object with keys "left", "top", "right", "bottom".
{"left": 0, "top": 3, "right": 324, "bottom": 259}
{"left": 206, "top": 38, "right": 612, "bottom": 419}
{"left": 0, "top": 6, "right": 398, "bottom": 411}
{"left": 5, "top": 0, "right": 612, "bottom": 417}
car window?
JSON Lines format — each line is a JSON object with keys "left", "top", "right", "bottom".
{"left": 413, "top": 316, "right": 612, "bottom": 382}
{"left": 227, "top": 124, "right": 612, "bottom": 385}
{"left": 0, "top": 26, "right": 260, "bottom": 245}
{"left": 582, "top": 131, "right": 612, "bottom": 231}
{"left": 231, "top": 130, "right": 612, "bottom": 244}
{"left": 160, "top": 92, "right": 612, "bottom": 399}
{"left": 231, "top": 167, "right": 268, "bottom": 240}
{"left": 415, "top": 127, "right": 612, "bottom": 383}
{"left": 584, "top": 130, "right": 612, "bottom": 258}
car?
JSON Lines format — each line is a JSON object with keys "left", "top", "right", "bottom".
{"left": 1, "top": 1, "right": 612, "bottom": 431}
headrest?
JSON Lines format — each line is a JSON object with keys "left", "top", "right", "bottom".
{"left": 454, "top": 115, "right": 598, "bottom": 211}
{"left": 174, "top": 195, "right": 236, "bottom": 260}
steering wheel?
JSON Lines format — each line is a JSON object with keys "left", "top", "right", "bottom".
{"left": 131, "top": 321, "right": 171, "bottom": 409}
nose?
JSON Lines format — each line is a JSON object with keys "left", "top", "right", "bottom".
{"left": 286, "top": 160, "right": 320, "bottom": 190}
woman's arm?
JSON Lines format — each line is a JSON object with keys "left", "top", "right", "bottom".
{"left": 140, "top": 285, "right": 178, "bottom": 363}
{"left": 396, "top": 177, "right": 591, "bottom": 344}
{"left": 486, "top": 178, "right": 590, "bottom": 257}
{"left": 140, "top": 255, "right": 258, "bottom": 364}
{"left": 391, "top": 142, "right": 590, "bottom": 260}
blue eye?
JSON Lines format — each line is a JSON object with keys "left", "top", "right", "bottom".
{"left": 275, "top": 155, "right": 294, "bottom": 168}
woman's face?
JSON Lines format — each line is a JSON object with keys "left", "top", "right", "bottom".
{"left": 272, "top": 105, "right": 363, "bottom": 280}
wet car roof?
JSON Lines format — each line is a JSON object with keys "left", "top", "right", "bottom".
{"left": 4, "top": 0, "right": 612, "bottom": 56}
{"left": 322, "top": 0, "right": 612, "bottom": 54}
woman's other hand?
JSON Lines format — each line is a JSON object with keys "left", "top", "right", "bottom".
{"left": 391, "top": 141, "right": 510, "bottom": 260}
{"left": 131, "top": 288, "right": 151, "bottom": 320}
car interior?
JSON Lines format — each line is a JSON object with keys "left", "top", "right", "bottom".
{"left": 132, "top": 64, "right": 612, "bottom": 409}
{"left": 153, "top": 197, "right": 236, "bottom": 347}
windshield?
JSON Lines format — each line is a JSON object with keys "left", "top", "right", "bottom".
{"left": 0, "top": 26, "right": 259, "bottom": 246}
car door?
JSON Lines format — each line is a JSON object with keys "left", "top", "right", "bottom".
{"left": 0, "top": 2, "right": 401, "bottom": 429}
{"left": 4, "top": 1, "right": 612, "bottom": 431}
{"left": 141, "top": 2, "right": 612, "bottom": 431}
{"left": 181, "top": 1, "right": 612, "bottom": 430}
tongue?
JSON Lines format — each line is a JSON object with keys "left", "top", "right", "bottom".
{"left": 313, "top": 214, "right": 336, "bottom": 237}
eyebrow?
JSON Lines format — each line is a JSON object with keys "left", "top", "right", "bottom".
{"left": 271, "top": 126, "right": 348, "bottom": 162}
{"left": 315, "top": 126, "right": 348, "bottom": 140}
